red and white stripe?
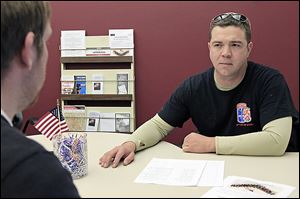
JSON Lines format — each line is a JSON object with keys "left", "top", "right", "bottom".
{"left": 34, "top": 112, "right": 69, "bottom": 140}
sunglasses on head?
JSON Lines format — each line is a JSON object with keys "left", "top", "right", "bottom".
{"left": 212, "top": 12, "right": 248, "bottom": 23}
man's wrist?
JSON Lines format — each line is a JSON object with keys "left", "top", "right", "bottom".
{"left": 210, "top": 137, "right": 216, "bottom": 152}
{"left": 122, "top": 141, "right": 136, "bottom": 152}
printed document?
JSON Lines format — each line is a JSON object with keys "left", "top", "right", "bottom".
{"left": 99, "top": 112, "right": 115, "bottom": 132}
{"left": 134, "top": 158, "right": 224, "bottom": 187}
{"left": 197, "top": 160, "right": 224, "bottom": 186}
{"left": 61, "top": 30, "right": 86, "bottom": 50}
{"left": 109, "top": 29, "right": 134, "bottom": 49}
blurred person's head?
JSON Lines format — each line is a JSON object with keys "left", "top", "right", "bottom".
{"left": 1, "top": 1, "right": 52, "bottom": 117}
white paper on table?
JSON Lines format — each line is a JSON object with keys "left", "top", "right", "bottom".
{"left": 134, "top": 158, "right": 207, "bottom": 186}
{"left": 197, "top": 160, "right": 224, "bottom": 186}
{"left": 202, "top": 176, "right": 295, "bottom": 198}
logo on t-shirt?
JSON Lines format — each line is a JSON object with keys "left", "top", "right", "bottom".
{"left": 236, "top": 103, "right": 252, "bottom": 124}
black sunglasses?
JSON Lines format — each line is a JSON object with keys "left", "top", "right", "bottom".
{"left": 212, "top": 12, "right": 248, "bottom": 23}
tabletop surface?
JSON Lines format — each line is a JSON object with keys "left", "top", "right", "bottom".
{"left": 28, "top": 132, "right": 299, "bottom": 198}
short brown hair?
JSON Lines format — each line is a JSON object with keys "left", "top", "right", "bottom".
{"left": 209, "top": 12, "right": 251, "bottom": 43}
{"left": 1, "top": 1, "right": 51, "bottom": 78}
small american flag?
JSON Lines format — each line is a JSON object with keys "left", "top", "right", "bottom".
{"left": 33, "top": 107, "right": 69, "bottom": 140}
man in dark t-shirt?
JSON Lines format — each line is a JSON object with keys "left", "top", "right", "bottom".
{"left": 99, "top": 12, "right": 298, "bottom": 168}
{"left": 1, "top": 2, "right": 80, "bottom": 197}
{"left": 158, "top": 61, "right": 298, "bottom": 153}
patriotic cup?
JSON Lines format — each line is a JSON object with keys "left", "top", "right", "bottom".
{"left": 52, "top": 132, "right": 88, "bottom": 179}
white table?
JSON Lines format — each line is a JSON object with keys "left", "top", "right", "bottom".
{"left": 28, "top": 132, "right": 299, "bottom": 198}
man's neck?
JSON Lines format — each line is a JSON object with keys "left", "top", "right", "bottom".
{"left": 1, "top": 96, "right": 16, "bottom": 120}
{"left": 214, "top": 64, "right": 247, "bottom": 91}
{"left": 1, "top": 79, "right": 20, "bottom": 120}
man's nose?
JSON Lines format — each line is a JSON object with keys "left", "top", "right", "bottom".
{"left": 221, "top": 46, "right": 232, "bottom": 58}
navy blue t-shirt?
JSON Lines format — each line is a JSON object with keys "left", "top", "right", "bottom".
{"left": 158, "top": 61, "right": 299, "bottom": 151}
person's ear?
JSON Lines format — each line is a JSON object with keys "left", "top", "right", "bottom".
{"left": 21, "top": 32, "right": 35, "bottom": 71}
{"left": 247, "top": 41, "right": 253, "bottom": 56}
{"left": 208, "top": 42, "right": 211, "bottom": 51}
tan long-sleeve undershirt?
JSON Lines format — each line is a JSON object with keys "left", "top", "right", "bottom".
{"left": 126, "top": 114, "right": 292, "bottom": 156}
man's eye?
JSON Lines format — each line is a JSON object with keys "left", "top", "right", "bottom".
{"left": 232, "top": 43, "right": 241, "bottom": 47}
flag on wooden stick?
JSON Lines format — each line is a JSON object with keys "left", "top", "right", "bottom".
{"left": 33, "top": 105, "right": 69, "bottom": 140}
